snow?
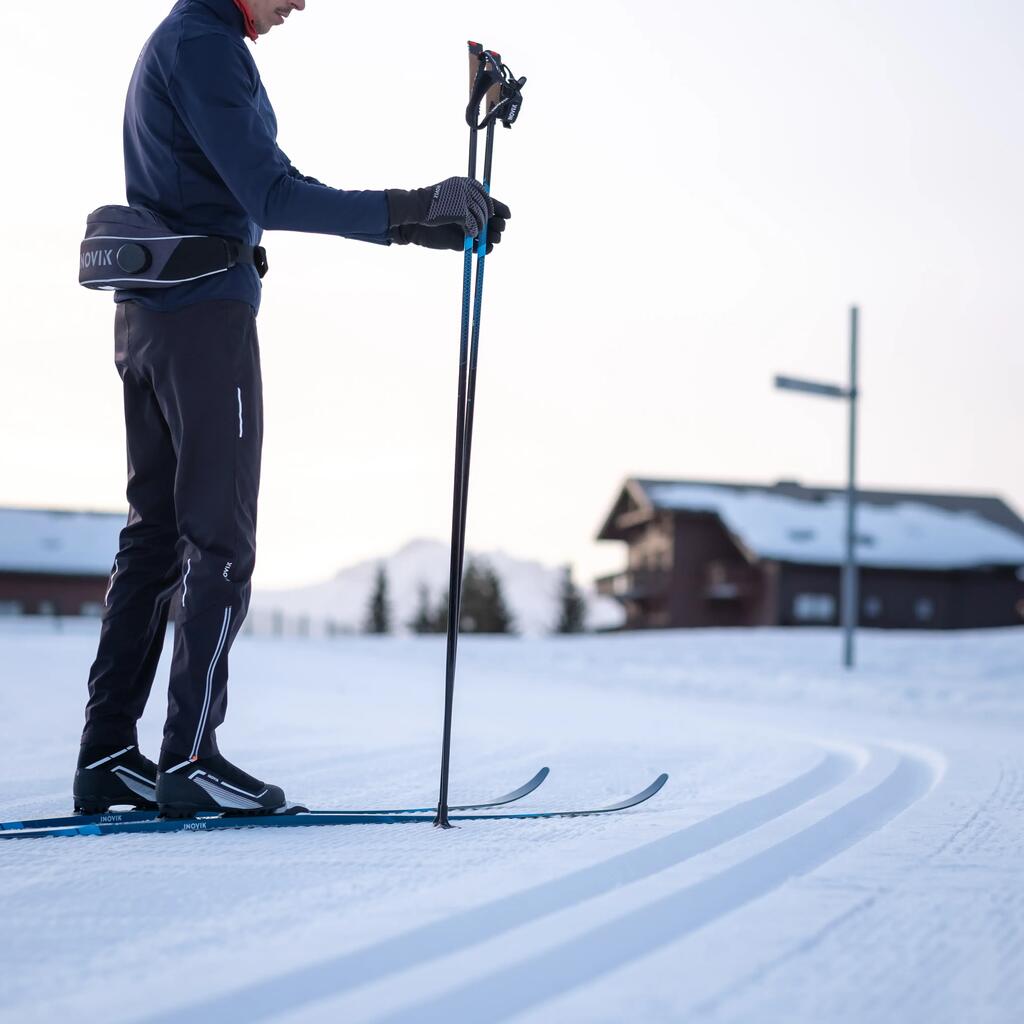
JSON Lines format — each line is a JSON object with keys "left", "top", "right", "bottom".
{"left": 643, "top": 482, "right": 1024, "bottom": 570}
{"left": 0, "top": 507, "right": 124, "bottom": 575}
{"left": 253, "top": 538, "right": 625, "bottom": 635}
{"left": 1, "top": 619, "right": 1023, "bottom": 1023}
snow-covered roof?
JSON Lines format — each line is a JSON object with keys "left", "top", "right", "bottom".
{"left": 605, "top": 481, "right": 1024, "bottom": 571}
{"left": 0, "top": 508, "right": 125, "bottom": 576}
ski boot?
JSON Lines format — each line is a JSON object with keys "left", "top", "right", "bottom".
{"left": 74, "top": 744, "right": 159, "bottom": 813}
{"left": 156, "top": 752, "right": 287, "bottom": 818}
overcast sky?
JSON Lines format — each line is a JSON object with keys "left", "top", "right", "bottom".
{"left": 0, "top": 0, "right": 1021, "bottom": 589}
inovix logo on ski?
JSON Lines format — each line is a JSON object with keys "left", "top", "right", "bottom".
{"left": 182, "top": 821, "right": 208, "bottom": 831}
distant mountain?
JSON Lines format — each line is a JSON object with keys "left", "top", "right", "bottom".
{"left": 252, "top": 539, "right": 624, "bottom": 635}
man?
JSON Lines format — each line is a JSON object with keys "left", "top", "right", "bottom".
{"left": 73, "top": 0, "right": 510, "bottom": 818}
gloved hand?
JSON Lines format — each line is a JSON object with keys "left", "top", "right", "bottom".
{"left": 386, "top": 177, "right": 509, "bottom": 238}
{"left": 390, "top": 206, "right": 509, "bottom": 255}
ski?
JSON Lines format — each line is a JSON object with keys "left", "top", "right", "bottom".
{"left": 0, "top": 767, "right": 550, "bottom": 833}
{"left": 0, "top": 773, "right": 667, "bottom": 841}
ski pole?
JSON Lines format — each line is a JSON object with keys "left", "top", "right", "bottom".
{"left": 434, "top": 45, "right": 526, "bottom": 828}
{"left": 435, "top": 42, "right": 491, "bottom": 829}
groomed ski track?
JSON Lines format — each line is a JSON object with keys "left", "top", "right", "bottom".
{"left": 1, "top": 622, "right": 1021, "bottom": 1023}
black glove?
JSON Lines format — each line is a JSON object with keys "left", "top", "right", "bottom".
{"left": 386, "top": 177, "right": 508, "bottom": 238}
{"left": 390, "top": 206, "right": 509, "bottom": 255}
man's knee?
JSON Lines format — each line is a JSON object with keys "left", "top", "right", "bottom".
{"left": 178, "top": 541, "right": 254, "bottom": 618}
{"left": 114, "top": 519, "right": 179, "bottom": 575}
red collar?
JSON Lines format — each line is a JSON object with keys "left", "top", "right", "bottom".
{"left": 232, "top": 0, "right": 259, "bottom": 42}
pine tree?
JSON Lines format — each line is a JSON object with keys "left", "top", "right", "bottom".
{"left": 407, "top": 582, "right": 437, "bottom": 634}
{"left": 429, "top": 558, "right": 516, "bottom": 635}
{"left": 555, "top": 565, "right": 587, "bottom": 634}
{"left": 449, "top": 558, "right": 516, "bottom": 634}
{"left": 479, "top": 563, "right": 516, "bottom": 634}
{"left": 458, "top": 560, "right": 486, "bottom": 633}
{"left": 362, "top": 564, "right": 392, "bottom": 634}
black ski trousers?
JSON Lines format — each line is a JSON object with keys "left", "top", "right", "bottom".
{"left": 82, "top": 299, "right": 263, "bottom": 761}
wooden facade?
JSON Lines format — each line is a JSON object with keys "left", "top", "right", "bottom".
{"left": 0, "top": 507, "right": 124, "bottom": 619}
{"left": 0, "top": 572, "right": 109, "bottom": 618}
{"left": 597, "top": 480, "right": 1024, "bottom": 631}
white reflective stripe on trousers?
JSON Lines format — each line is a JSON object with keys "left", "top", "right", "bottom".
{"left": 190, "top": 606, "right": 232, "bottom": 761}
{"left": 104, "top": 560, "right": 119, "bottom": 607}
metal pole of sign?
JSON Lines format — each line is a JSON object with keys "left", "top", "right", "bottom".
{"left": 773, "top": 304, "right": 862, "bottom": 669}
{"left": 842, "top": 306, "right": 860, "bottom": 669}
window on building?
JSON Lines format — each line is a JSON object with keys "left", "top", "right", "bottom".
{"left": 37, "top": 601, "right": 58, "bottom": 616}
{"left": 915, "top": 597, "right": 935, "bottom": 623}
{"left": 793, "top": 593, "right": 836, "bottom": 623}
{"left": 0, "top": 601, "right": 24, "bottom": 617}
{"left": 79, "top": 602, "right": 104, "bottom": 618}
{"left": 863, "top": 595, "right": 883, "bottom": 620}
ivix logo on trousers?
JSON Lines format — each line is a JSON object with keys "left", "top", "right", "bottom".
{"left": 81, "top": 249, "right": 114, "bottom": 269}
{"left": 223, "top": 562, "right": 233, "bottom": 581}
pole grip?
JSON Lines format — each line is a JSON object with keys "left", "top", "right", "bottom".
{"left": 485, "top": 50, "right": 503, "bottom": 107}
{"left": 465, "top": 44, "right": 503, "bottom": 129}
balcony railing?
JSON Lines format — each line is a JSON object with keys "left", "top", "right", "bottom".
{"left": 596, "top": 569, "right": 670, "bottom": 601}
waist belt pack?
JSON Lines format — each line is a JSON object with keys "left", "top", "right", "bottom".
{"left": 79, "top": 205, "right": 268, "bottom": 291}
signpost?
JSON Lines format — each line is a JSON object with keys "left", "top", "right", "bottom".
{"left": 774, "top": 306, "right": 860, "bottom": 668}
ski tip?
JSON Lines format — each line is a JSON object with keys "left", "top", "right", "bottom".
{"left": 629, "top": 773, "right": 668, "bottom": 800}
{"left": 473, "top": 767, "right": 552, "bottom": 809}
{"left": 530, "top": 767, "right": 551, "bottom": 789}
{"left": 603, "top": 772, "right": 669, "bottom": 813}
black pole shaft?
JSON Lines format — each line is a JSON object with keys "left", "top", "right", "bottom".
{"left": 434, "top": 118, "right": 482, "bottom": 829}
{"left": 454, "top": 120, "right": 497, "bottom": 598}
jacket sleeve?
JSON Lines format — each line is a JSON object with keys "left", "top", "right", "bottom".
{"left": 280, "top": 149, "right": 324, "bottom": 187}
{"left": 168, "top": 32, "right": 390, "bottom": 242}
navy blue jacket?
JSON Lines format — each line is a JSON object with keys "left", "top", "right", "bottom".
{"left": 119, "top": 0, "right": 390, "bottom": 313}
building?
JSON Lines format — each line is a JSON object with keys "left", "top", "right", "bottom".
{"left": 0, "top": 508, "right": 125, "bottom": 617}
{"left": 596, "top": 479, "right": 1024, "bottom": 630}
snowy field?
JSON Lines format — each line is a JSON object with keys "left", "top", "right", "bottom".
{"left": 1, "top": 621, "right": 1022, "bottom": 1024}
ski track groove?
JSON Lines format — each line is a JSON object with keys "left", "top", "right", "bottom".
{"left": 135, "top": 751, "right": 855, "bottom": 1024}
{"left": 364, "top": 747, "right": 936, "bottom": 1024}
{"left": 132, "top": 745, "right": 940, "bottom": 1024}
